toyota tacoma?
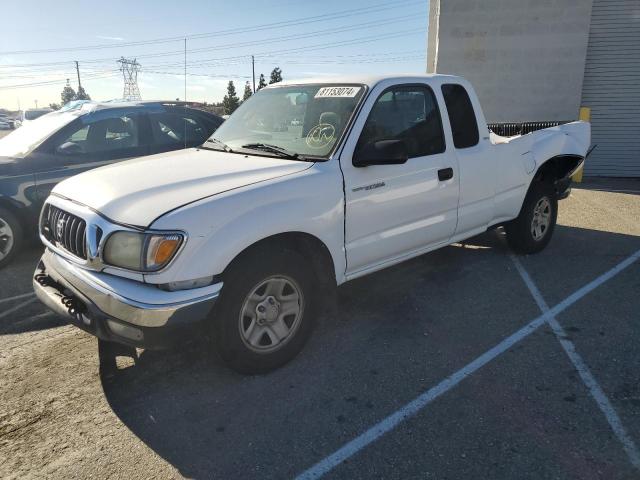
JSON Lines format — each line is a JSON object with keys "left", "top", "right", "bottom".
{"left": 33, "top": 75, "right": 590, "bottom": 373}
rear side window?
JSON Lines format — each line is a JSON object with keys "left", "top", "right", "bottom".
{"left": 441, "top": 84, "right": 479, "bottom": 149}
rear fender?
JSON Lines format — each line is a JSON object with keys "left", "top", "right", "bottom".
{"left": 530, "top": 121, "right": 591, "bottom": 198}
{"left": 534, "top": 155, "right": 584, "bottom": 199}
{"left": 530, "top": 122, "right": 589, "bottom": 169}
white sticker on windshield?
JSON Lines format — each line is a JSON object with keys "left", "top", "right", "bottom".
{"left": 314, "top": 86, "right": 361, "bottom": 98}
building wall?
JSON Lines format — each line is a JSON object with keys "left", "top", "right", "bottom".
{"left": 581, "top": 0, "right": 640, "bottom": 177}
{"left": 427, "top": 0, "right": 593, "bottom": 123}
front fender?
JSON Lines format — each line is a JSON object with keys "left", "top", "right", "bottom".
{"left": 145, "top": 162, "right": 346, "bottom": 285}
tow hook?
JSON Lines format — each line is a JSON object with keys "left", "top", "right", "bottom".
{"left": 35, "top": 272, "right": 87, "bottom": 320}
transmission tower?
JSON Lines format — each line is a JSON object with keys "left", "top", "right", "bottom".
{"left": 117, "top": 57, "right": 142, "bottom": 101}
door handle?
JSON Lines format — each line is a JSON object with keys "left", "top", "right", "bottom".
{"left": 438, "top": 167, "right": 454, "bottom": 181}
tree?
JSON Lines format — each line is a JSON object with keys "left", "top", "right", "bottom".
{"left": 61, "top": 79, "right": 76, "bottom": 105}
{"left": 222, "top": 81, "right": 240, "bottom": 115}
{"left": 49, "top": 103, "right": 61, "bottom": 110}
{"left": 258, "top": 74, "right": 267, "bottom": 90}
{"left": 269, "top": 67, "right": 283, "bottom": 84}
{"left": 242, "top": 81, "right": 252, "bottom": 101}
{"left": 75, "top": 86, "right": 91, "bottom": 101}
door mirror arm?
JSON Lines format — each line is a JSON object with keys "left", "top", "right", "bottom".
{"left": 352, "top": 139, "right": 409, "bottom": 168}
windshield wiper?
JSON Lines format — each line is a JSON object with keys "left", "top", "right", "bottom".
{"left": 241, "top": 143, "right": 300, "bottom": 160}
{"left": 203, "top": 137, "right": 233, "bottom": 152}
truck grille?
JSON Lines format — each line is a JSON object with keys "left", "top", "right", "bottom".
{"left": 41, "top": 204, "right": 88, "bottom": 259}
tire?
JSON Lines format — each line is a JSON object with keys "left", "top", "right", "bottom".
{"left": 505, "top": 181, "right": 557, "bottom": 254}
{"left": 213, "top": 247, "right": 317, "bottom": 374}
{"left": 0, "top": 207, "right": 23, "bottom": 269}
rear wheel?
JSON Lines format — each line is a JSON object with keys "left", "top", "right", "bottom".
{"left": 213, "top": 247, "right": 317, "bottom": 374}
{"left": 505, "top": 181, "right": 557, "bottom": 254}
{"left": 0, "top": 207, "right": 22, "bottom": 269}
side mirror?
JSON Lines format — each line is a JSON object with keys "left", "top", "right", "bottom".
{"left": 353, "top": 139, "right": 408, "bottom": 168}
{"left": 55, "top": 141, "right": 83, "bottom": 155}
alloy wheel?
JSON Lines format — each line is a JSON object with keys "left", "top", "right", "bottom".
{"left": 238, "top": 275, "right": 304, "bottom": 353}
{"left": 0, "top": 217, "right": 14, "bottom": 261}
{"left": 531, "top": 197, "right": 551, "bottom": 241}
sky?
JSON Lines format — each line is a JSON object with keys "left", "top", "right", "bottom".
{"left": 0, "top": 0, "right": 429, "bottom": 111}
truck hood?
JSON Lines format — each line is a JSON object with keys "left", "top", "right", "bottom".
{"left": 53, "top": 148, "right": 313, "bottom": 226}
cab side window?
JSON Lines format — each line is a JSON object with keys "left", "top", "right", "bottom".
{"left": 441, "top": 84, "right": 479, "bottom": 148}
{"left": 358, "top": 85, "right": 445, "bottom": 159}
{"left": 149, "top": 110, "right": 215, "bottom": 147}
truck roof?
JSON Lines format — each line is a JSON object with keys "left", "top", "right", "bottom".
{"left": 272, "top": 73, "right": 463, "bottom": 89}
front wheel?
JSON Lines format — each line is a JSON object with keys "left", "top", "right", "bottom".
{"left": 213, "top": 247, "right": 317, "bottom": 374}
{"left": 505, "top": 181, "right": 558, "bottom": 254}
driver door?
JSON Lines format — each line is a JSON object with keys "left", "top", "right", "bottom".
{"left": 340, "top": 82, "right": 459, "bottom": 278}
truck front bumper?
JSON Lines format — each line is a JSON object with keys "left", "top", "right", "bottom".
{"left": 33, "top": 249, "right": 223, "bottom": 349}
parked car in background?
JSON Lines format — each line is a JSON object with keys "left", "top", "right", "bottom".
{"left": 0, "top": 114, "right": 16, "bottom": 130}
{"left": 0, "top": 101, "right": 223, "bottom": 268}
{"left": 20, "top": 108, "right": 54, "bottom": 126}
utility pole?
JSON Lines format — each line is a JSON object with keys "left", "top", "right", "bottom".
{"left": 34, "top": 100, "right": 38, "bottom": 108}
{"left": 252, "top": 55, "right": 256, "bottom": 93}
{"left": 75, "top": 61, "right": 82, "bottom": 91}
{"left": 184, "top": 38, "right": 187, "bottom": 150}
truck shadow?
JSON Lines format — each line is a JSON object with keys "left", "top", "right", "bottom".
{"left": 99, "top": 225, "right": 639, "bottom": 479}
{"left": 576, "top": 178, "right": 640, "bottom": 196}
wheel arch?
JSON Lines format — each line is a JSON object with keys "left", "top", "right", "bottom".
{"left": 534, "top": 154, "right": 583, "bottom": 183}
{"left": 0, "top": 196, "right": 29, "bottom": 230}
{"left": 223, "top": 231, "right": 338, "bottom": 292}
{"left": 529, "top": 154, "right": 584, "bottom": 200}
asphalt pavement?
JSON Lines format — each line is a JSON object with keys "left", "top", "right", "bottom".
{"left": 1, "top": 178, "right": 639, "bottom": 479}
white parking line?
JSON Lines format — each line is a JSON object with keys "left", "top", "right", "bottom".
{"left": 6, "top": 310, "right": 56, "bottom": 331}
{"left": 0, "top": 297, "right": 37, "bottom": 320}
{"left": 512, "top": 255, "right": 640, "bottom": 470}
{"left": 0, "top": 292, "right": 35, "bottom": 306}
{"left": 295, "top": 249, "right": 640, "bottom": 480}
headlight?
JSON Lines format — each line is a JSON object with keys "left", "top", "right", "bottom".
{"left": 103, "top": 231, "right": 184, "bottom": 272}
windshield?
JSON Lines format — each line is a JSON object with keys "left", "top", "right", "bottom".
{"left": 0, "top": 111, "right": 75, "bottom": 157}
{"left": 210, "top": 84, "right": 366, "bottom": 159}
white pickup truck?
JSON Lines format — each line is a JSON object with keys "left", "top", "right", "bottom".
{"left": 33, "top": 74, "right": 589, "bottom": 373}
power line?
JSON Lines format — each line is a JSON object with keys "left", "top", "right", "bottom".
{"left": 140, "top": 28, "right": 427, "bottom": 71}
{"left": 0, "top": 0, "right": 422, "bottom": 56}
{"left": 0, "top": 71, "right": 120, "bottom": 89}
{"left": 136, "top": 49, "right": 427, "bottom": 71}
{"left": 0, "top": 12, "right": 424, "bottom": 71}
{"left": 143, "top": 70, "right": 252, "bottom": 79}
{"left": 1, "top": 27, "right": 426, "bottom": 84}
{"left": 144, "top": 55, "right": 426, "bottom": 78}
{"left": 129, "top": 14, "right": 423, "bottom": 60}
{"left": 0, "top": 24, "right": 427, "bottom": 91}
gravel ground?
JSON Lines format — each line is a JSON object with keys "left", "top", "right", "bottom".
{"left": 1, "top": 178, "right": 639, "bottom": 479}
